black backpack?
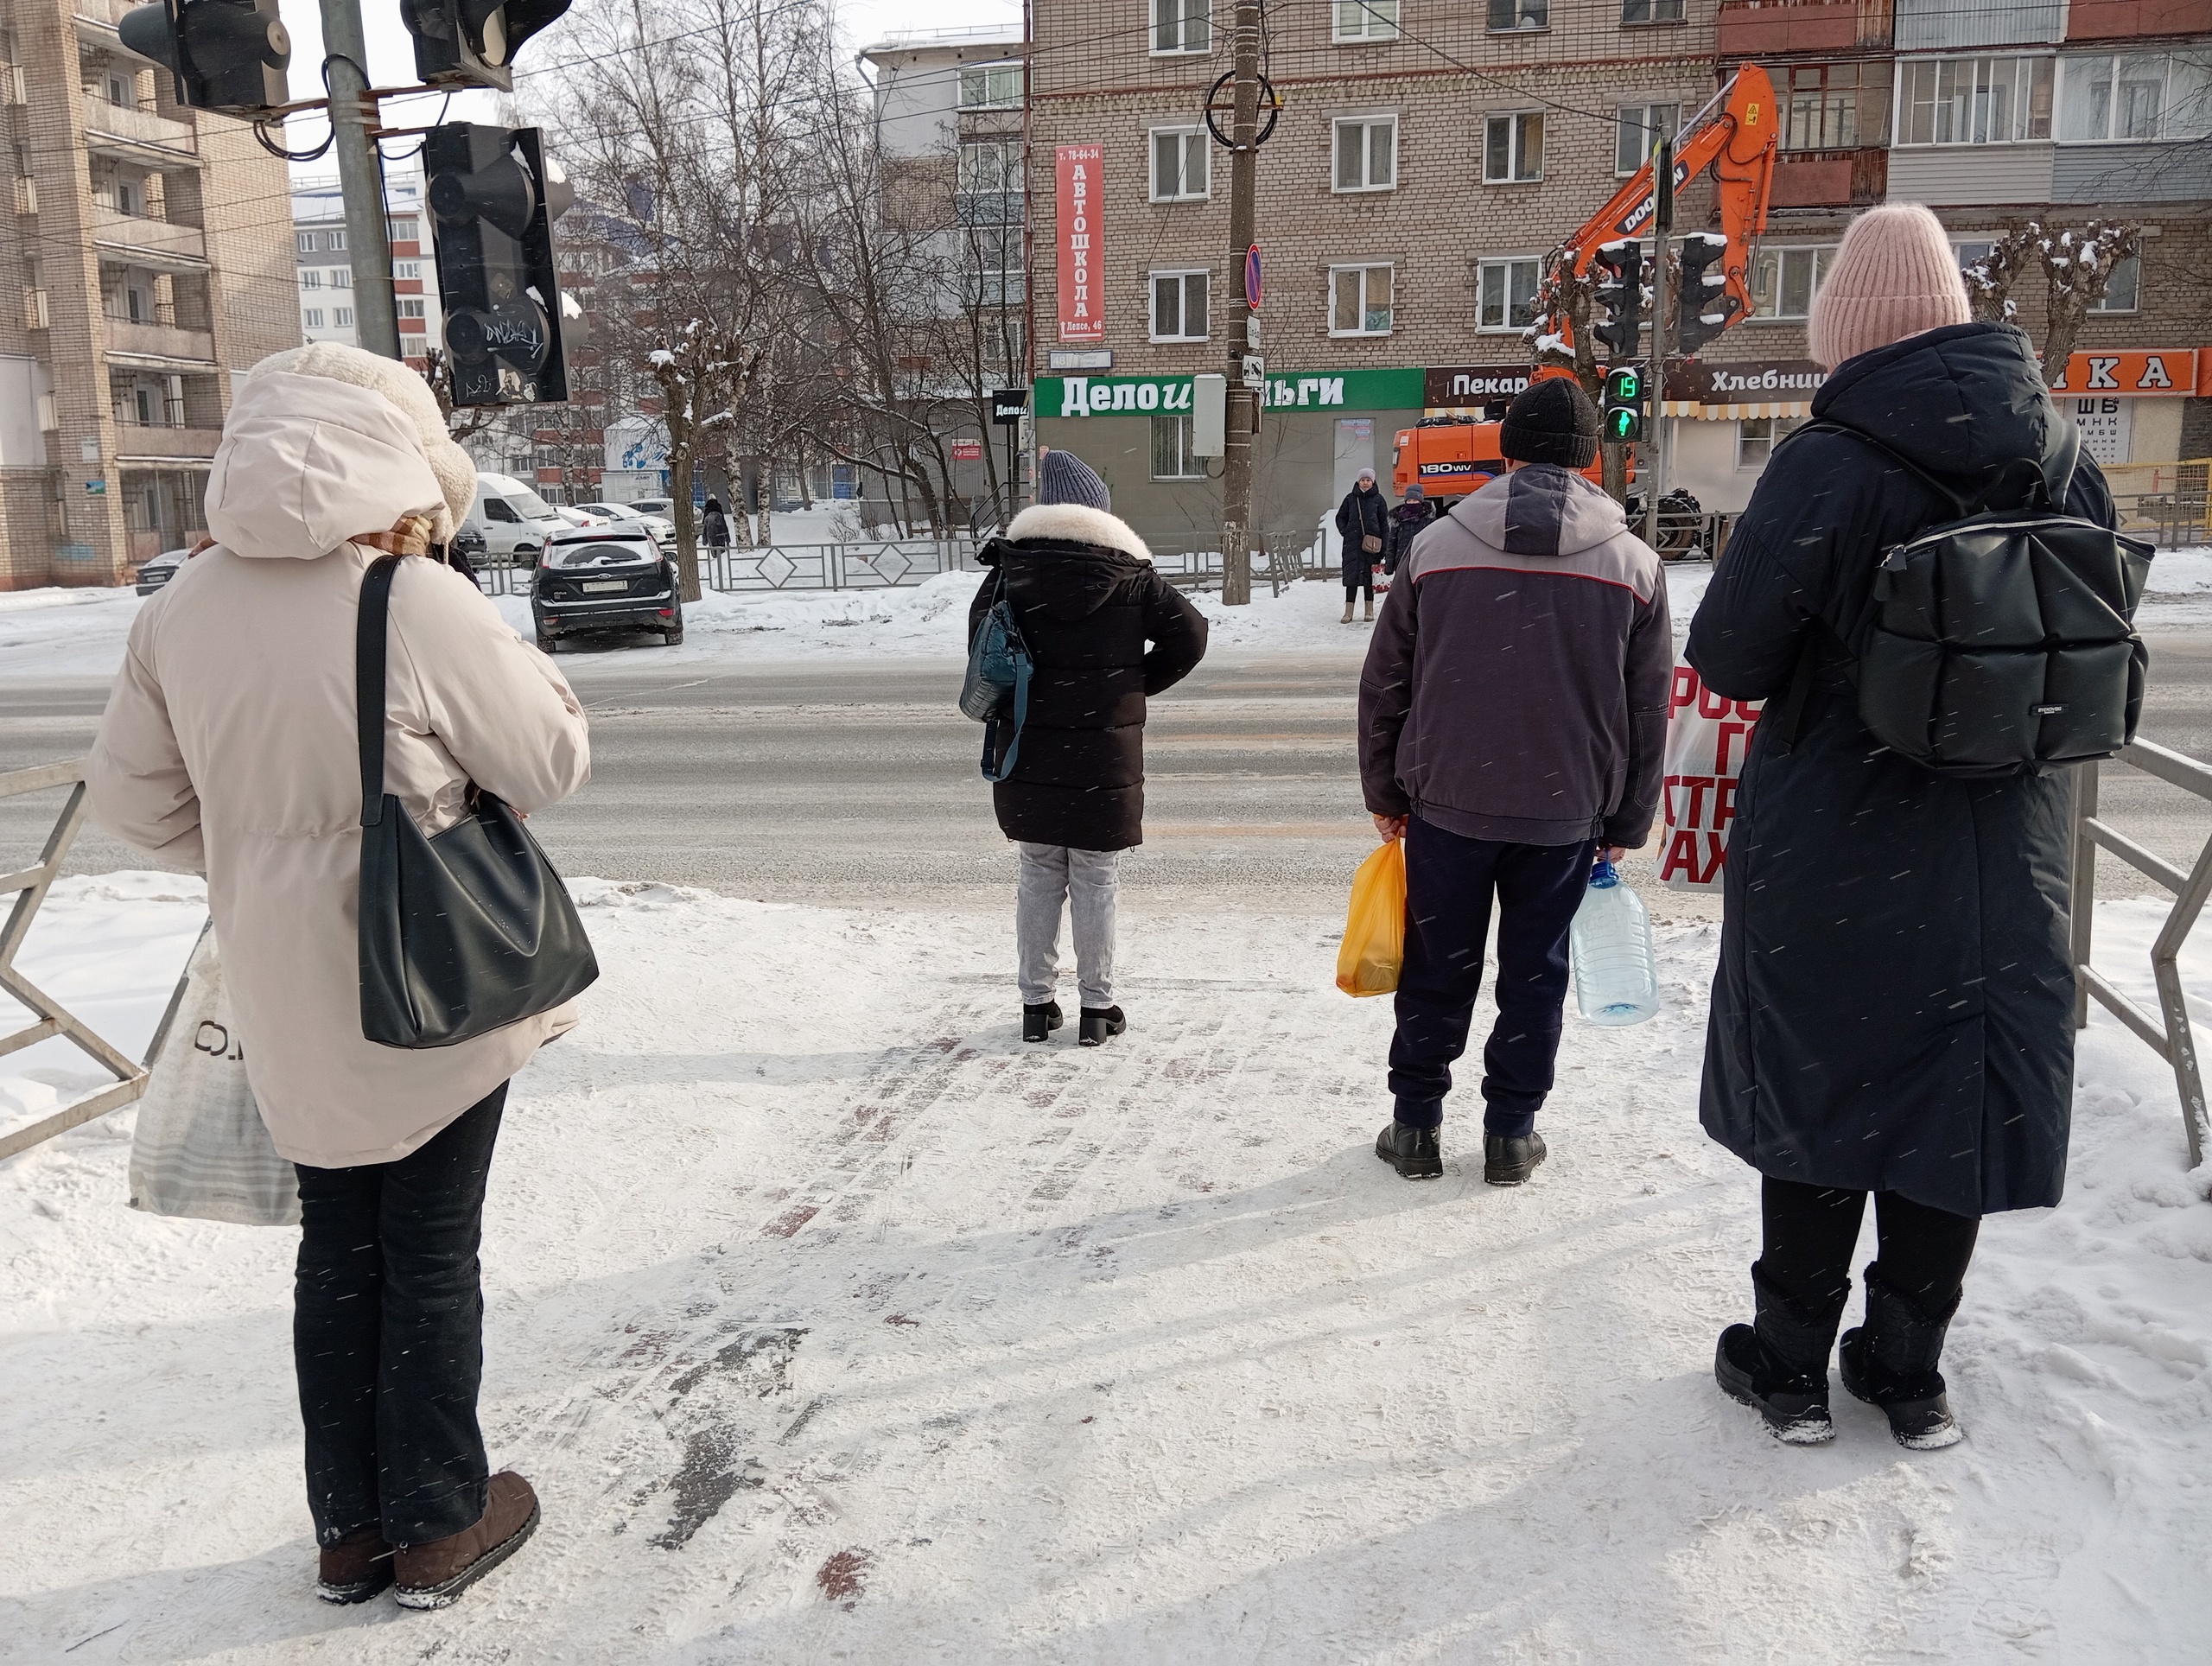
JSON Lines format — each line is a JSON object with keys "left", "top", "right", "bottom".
{"left": 1777, "top": 420, "right": 2154, "bottom": 777}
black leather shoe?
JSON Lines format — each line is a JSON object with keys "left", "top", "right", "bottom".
{"left": 1023, "top": 1002, "right": 1063, "bottom": 1043}
{"left": 1483, "top": 1131, "right": 1547, "bottom": 1186}
{"left": 1374, "top": 1121, "right": 1443, "bottom": 1180}
{"left": 1078, "top": 1006, "right": 1125, "bottom": 1046}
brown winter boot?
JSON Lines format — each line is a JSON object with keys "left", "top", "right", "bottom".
{"left": 1363, "top": 597, "right": 1376, "bottom": 620}
{"left": 1340, "top": 601, "right": 1355, "bottom": 623}
{"left": 315, "top": 1525, "right": 393, "bottom": 1605}
{"left": 392, "top": 1472, "right": 541, "bottom": 1611}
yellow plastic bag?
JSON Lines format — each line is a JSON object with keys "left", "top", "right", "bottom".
{"left": 1335, "top": 840, "right": 1407, "bottom": 997}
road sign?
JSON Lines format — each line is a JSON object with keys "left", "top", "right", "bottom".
{"left": 1240, "top": 355, "right": 1265, "bottom": 391}
{"left": 1244, "top": 243, "right": 1262, "bottom": 310}
{"left": 990, "top": 388, "right": 1028, "bottom": 426}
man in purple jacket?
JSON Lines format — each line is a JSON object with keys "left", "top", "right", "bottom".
{"left": 1359, "top": 378, "right": 1670, "bottom": 1185}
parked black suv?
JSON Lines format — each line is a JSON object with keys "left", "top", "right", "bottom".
{"left": 531, "top": 526, "right": 683, "bottom": 651}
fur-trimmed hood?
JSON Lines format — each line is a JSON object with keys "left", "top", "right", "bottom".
{"left": 1003, "top": 501, "right": 1151, "bottom": 563}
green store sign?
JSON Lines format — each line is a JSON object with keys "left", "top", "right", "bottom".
{"left": 1036, "top": 367, "right": 1424, "bottom": 420}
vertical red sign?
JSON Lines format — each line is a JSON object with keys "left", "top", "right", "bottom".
{"left": 1056, "top": 144, "right": 1105, "bottom": 344}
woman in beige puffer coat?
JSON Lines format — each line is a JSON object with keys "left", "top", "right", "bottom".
{"left": 87, "top": 343, "right": 588, "bottom": 1611}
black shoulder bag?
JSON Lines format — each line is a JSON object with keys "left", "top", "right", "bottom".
{"left": 357, "top": 556, "right": 599, "bottom": 1049}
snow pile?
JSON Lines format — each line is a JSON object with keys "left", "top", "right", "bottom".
{"left": 3, "top": 877, "right": 2211, "bottom": 1657}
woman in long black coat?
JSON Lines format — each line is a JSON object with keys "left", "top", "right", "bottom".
{"left": 1334, "top": 467, "right": 1389, "bottom": 623}
{"left": 968, "top": 450, "right": 1207, "bottom": 1047}
{"left": 1686, "top": 206, "right": 2120, "bottom": 1453}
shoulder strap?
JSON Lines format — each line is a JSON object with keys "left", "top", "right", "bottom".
{"left": 357, "top": 556, "right": 402, "bottom": 829}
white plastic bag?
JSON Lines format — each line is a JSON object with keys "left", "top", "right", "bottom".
{"left": 127, "top": 928, "right": 300, "bottom": 1227}
{"left": 1658, "top": 663, "right": 1763, "bottom": 893}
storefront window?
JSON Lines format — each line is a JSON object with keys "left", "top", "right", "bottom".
{"left": 1152, "top": 415, "right": 1204, "bottom": 480}
{"left": 1737, "top": 416, "right": 1805, "bottom": 469}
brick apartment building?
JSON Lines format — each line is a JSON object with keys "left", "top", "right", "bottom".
{"left": 1025, "top": 0, "right": 2210, "bottom": 552}
{"left": 291, "top": 162, "right": 445, "bottom": 372}
{"left": 0, "top": 0, "right": 296, "bottom": 586}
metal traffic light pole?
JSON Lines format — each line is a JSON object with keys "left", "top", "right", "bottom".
{"left": 1642, "top": 137, "right": 1673, "bottom": 552}
{"left": 321, "top": 0, "right": 399, "bottom": 359}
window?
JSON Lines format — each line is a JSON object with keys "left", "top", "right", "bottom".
{"left": 113, "top": 181, "right": 136, "bottom": 216}
{"left": 1616, "top": 103, "right": 1677, "bottom": 173}
{"left": 1484, "top": 112, "right": 1543, "bottom": 181}
{"left": 1738, "top": 416, "right": 1804, "bottom": 468}
{"left": 329, "top": 267, "right": 351, "bottom": 289}
{"left": 334, "top": 306, "right": 354, "bottom": 327}
{"left": 1488, "top": 0, "right": 1546, "bottom": 30}
{"left": 385, "top": 219, "right": 411, "bottom": 243}
{"left": 1622, "top": 0, "right": 1684, "bottom": 22}
{"left": 125, "top": 286, "right": 146, "bottom": 322}
{"left": 1153, "top": 0, "right": 1210, "bottom": 54}
{"left": 957, "top": 62, "right": 1022, "bottom": 110}
{"left": 1783, "top": 63, "right": 1878, "bottom": 151}
{"left": 106, "top": 74, "right": 130, "bottom": 106}
{"left": 483, "top": 499, "right": 518, "bottom": 523}
{"left": 134, "top": 387, "right": 155, "bottom": 424}
{"left": 1477, "top": 258, "right": 1540, "bottom": 330}
{"left": 1151, "top": 127, "right": 1209, "bottom": 200}
{"left": 397, "top": 297, "right": 426, "bottom": 318}
{"left": 2059, "top": 53, "right": 2212, "bottom": 143}
{"left": 1750, "top": 245, "right": 1834, "bottom": 318}
{"left": 327, "top": 227, "right": 347, "bottom": 251}
{"left": 1897, "top": 55, "right": 2055, "bottom": 145}
{"left": 296, "top": 231, "right": 319, "bottom": 254}
{"left": 393, "top": 261, "right": 420, "bottom": 279}
{"left": 1330, "top": 264, "right": 1394, "bottom": 335}
{"left": 300, "top": 269, "right": 322, "bottom": 289}
{"left": 1333, "top": 117, "right": 1396, "bottom": 191}
{"left": 2090, "top": 254, "right": 2141, "bottom": 312}
{"left": 1953, "top": 238, "right": 1995, "bottom": 274}
{"left": 304, "top": 307, "right": 325, "bottom": 329}
{"left": 1333, "top": 0, "right": 1397, "bottom": 42}
{"left": 1150, "top": 270, "right": 1209, "bottom": 340}
{"left": 958, "top": 140, "right": 1023, "bottom": 195}
{"left": 1153, "top": 414, "right": 1205, "bottom": 479}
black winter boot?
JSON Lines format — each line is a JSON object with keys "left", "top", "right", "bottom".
{"left": 1840, "top": 1264, "right": 1965, "bottom": 1451}
{"left": 1374, "top": 1121, "right": 1443, "bottom": 1180}
{"left": 1023, "top": 1002, "right": 1063, "bottom": 1043}
{"left": 1078, "top": 1006, "right": 1125, "bottom": 1046}
{"left": 1483, "top": 1131, "right": 1547, "bottom": 1186}
{"left": 1714, "top": 1261, "right": 1850, "bottom": 1445}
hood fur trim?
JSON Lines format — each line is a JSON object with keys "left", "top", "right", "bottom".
{"left": 1005, "top": 501, "right": 1151, "bottom": 563}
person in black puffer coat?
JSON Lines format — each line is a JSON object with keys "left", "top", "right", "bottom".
{"left": 968, "top": 449, "right": 1208, "bottom": 1047}
{"left": 1688, "top": 204, "right": 2123, "bottom": 1454}
{"left": 1385, "top": 482, "right": 1432, "bottom": 577}
{"left": 1335, "top": 467, "right": 1389, "bottom": 622}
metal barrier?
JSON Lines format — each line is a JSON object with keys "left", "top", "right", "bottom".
{"left": 2070, "top": 742, "right": 2212, "bottom": 1167}
{"left": 0, "top": 761, "right": 156, "bottom": 1163}
{"left": 475, "top": 540, "right": 984, "bottom": 601}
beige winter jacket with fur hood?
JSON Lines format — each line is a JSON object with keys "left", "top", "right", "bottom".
{"left": 87, "top": 365, "right": 593, "bottom": 1169}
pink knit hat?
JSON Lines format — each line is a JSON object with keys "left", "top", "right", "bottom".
{"left": 1806, "top": 204, "right": 1971, "bottom": 371}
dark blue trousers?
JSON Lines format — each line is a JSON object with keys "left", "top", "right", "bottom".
{"left": 1389, "top": 816, "right": 1594, "bottom": 1138}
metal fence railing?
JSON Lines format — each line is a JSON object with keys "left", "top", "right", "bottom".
{"left": 2070, "top": 742, "right": 2212, "bottom": 1169}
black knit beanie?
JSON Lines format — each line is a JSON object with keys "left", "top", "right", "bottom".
{"left": 1499, "top": 378, "right": 1601, "bottom": 468}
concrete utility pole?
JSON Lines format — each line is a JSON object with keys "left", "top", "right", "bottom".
{"left": 1642, "top": 137, "right": 1673, "bottom": 552}
{"left": 320, "top": 0, "right": 399, "bottom": 359}
{"left": 1217, "top": 0, "right": 1262, "bottom": 607}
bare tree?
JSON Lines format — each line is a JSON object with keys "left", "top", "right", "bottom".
{"left": 650, "top": 320, "right": 760, "bottom": 601}
{"left": 420, "top": 347, "right": 506, "bottom": 446}
{"left": 1961, "top": 219, "right": 2143, "bottom": 389}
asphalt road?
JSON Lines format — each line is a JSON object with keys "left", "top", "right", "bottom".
{"left": 5, "top": 630, "right": 2211, "bottom": 915}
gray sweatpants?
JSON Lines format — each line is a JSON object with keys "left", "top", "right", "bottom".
{"left": 1016, "top": 843, "right": 1120, "bottom": 1009}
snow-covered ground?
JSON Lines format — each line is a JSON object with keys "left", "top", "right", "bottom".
{"left": 4, "top": 875, "right": 2211, "bottom": 1659}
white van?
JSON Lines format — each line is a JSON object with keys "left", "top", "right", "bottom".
{"left": 462, "top": 473, "right": 569, "bottom": 563}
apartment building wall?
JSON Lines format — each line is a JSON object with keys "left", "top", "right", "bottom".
{"left": 290, "top": 165, "right": 445, "bottom": 371}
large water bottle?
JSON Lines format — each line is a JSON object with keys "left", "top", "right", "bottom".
{"left": 1571, "top": 857, "right": 1660, "bottom": 1026}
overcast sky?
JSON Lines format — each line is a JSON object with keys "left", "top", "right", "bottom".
{"left": 280, "top": 0, "right": 1025, "bottom": 169}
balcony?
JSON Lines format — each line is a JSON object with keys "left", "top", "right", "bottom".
{"left": 1770, "top": 147, "right": 1889, "bottom": 206}
{"left": 1715, "top": 0, "right": 1891, "bottom": 54}
{"left": 104, "top": 317, "right": 216, "bottom": 367}
{"left": 90, "top": 207, "right": 207, "bottom": 270}
{"left": 82, "top": 97, "right": 197, "bottom": 162}
{"left": 2068, "top": 0, "right": 2207, "bottom": 41}
{"left": 111, "top": 423, "right": 221, "bottom": 462}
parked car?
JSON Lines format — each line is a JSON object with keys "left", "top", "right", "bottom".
{"left": 531, "top": 526, "right": 683, "bottom": 651}
{"left": 575, "top": 503, "right": 676, "bottom": 549}
{"left": 553, "top": 505, "right": 614, "bottom": 529}
{"left": 134, "top": 547, "right": 191, "bottom": 595}
{"left": 461, "top": 472, "right": 569, "bottom": 565}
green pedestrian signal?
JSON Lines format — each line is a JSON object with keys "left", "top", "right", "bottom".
{"left": 1602, "top": 364, "right": 1647, "bottom": 445}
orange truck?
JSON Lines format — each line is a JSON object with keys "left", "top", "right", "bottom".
{"left": 1390, "top": 411, "right": 1611, "bottom": 500}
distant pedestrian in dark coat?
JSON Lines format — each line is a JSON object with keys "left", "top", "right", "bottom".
{"left": 1688, "top": 203, "right": 2120, "bottom": 1453}
{"left": 1335, "top": 467, "right": 1389, "bottom": 622}
{"left": 1359, "top": 378, "right": 1669, "bottom": 1188}
{"left": 968, "top": 449, "right": 1208, "bottom": 1048}
{"left": 1386, "top": 483, "right": 1432, "bottom": 576}
{"left": 702, "top": 497, "right": 730, "bottom": 550}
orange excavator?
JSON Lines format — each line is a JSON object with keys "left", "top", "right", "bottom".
{"left": 1391, "top": 65, "right": 1779, "bottom": 506}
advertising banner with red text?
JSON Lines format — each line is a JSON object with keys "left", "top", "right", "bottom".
{"left": 1660, "top": 664, "right": 1762, "bottom": 893}
{"left": 1055, "top": 145, "right": 1104, "bottom": 344}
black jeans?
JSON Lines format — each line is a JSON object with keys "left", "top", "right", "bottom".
{"left": 1760, "top": 1175, "right": 1980, "bottom": 1313}
{"left": 1389, "top": 815, "right": 1595, "bottom": 1137}
{"left": 294, "top": 1084, "right": 506, "bottom": 1547}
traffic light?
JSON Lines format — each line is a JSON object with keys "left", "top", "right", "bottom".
{"left": 1675, "top": 232, "right": 1739, "bottom": 359}
{"left": 400, "top": 0, "right": 571, "bottom": 92}
{"left": 118, "top": 0, "right": 289, "bottom": 118}
{"left": 1603, "top": 365, "right": 1645, "bottom": 445}
{"left": 425, "top": 124, "right": 572, "bottom": 406}
{"left": 1591, "top": 238, "right": 1643, "bottom": 362}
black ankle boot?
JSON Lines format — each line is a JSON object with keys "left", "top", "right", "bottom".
{"left": 1078, "top": 1005, "right": 1125, "bottom": 1046}
{"left": 1374, "top": 1121, "right": 1442, "bottom": 1180}
{"left": 1840, "top": 1264, "right": 1964, "bottom": 1450}
{"left": 1023, "top": 1002, "right": 1063, "bottom": 1043}
{"left": 1483, "top": 1131, "right": 1547, "bottom": 1186}
{"left": 1714, "top": 1261, "right": 1850, "bottom": 1445}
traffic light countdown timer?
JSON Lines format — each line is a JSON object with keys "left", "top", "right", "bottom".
{"left": 1602, "top": 365, "right": 1645, "bottom": 445}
